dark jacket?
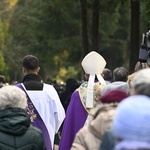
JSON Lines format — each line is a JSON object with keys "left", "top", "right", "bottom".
{"left": 0, "top": 107, "right": 46, "bottom": 150}
{"left": 99, "top": 128, "right": 115, "bottom": 150}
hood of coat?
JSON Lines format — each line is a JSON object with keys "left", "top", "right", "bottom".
{"left": 0, "top": 108, "right": 30, "bottom": 135}
{"left": 88, "top": 103, "right": 116, "bottom": 139}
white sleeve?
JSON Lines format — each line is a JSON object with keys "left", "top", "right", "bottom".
{"left": 53, "top": 88, "right": 65, "bottom": 132}
{"left": 46, "top": 85, "right": 65, "bottom": 132}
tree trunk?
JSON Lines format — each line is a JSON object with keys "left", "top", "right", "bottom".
{"left": 92, "top": 0, "right": 99, "bottom": 52}
{"left": 130, "top": 0, "right": 140, "bottom": 73}
{"left": 80, "top": 0, "right": 89, "bottom": 58}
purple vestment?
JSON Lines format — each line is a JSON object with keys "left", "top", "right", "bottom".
{"left": 16, "top": 83, "right": 52, "bottom": 150}
{"left": 59, "top": 90, "right": 88, "bottom": 150}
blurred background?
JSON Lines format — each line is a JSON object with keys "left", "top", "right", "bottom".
{"left": 0, "top": 0, "right": 149, "bottom": 84}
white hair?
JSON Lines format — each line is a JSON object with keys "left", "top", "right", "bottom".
{"left": 131, "top": 68, "right": 150, "bottom": 96}
{"left": 132, "top": 68, "right": 150, "bottom": 86}
{"left": 0, "top": 85, "right": 27, "bottom": 110}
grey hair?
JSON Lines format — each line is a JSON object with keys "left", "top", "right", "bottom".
{"left": 0, "top": 86, "right": 27, "bottom": 110}
{"left": 131, "top": 68, "right": 150, "bottom": 96}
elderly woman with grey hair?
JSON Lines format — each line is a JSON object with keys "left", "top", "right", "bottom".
{"left": 0, "top": 86, "right": 46, "bottom": 150}
{"left": 130, "top": 68, "right": 150, "bottom": 96}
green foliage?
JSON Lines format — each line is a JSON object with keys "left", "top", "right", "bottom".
{"left": 99, "top": 0, "right": 130, "bottom": 71}
{"left": 99, "top": 0, "right": 121, "bottom": 38}
{"left": 0, "top": 19, "right": 6, "bottom": 48}
{"left": 101, "top": 39, "right": 127, "bottom": 70}
{"left": 6, "top": 0, "right": 82, "bottom": 82}
{"left": 140, "top": 0, "right": 150, "bottom": 32}
{"left": 0, "top": 51, "right": 7, "bottom": 73}
{"left": 0, "top": 0, "right": 15, "bottom": 79}
{"left": 1, "top": 0, "right": 149, "bottom": 83}
{"left": 56, "top": 66, "right": 79, "bottom": 83}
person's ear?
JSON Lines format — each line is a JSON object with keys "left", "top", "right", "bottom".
{"left": 22, "top": 67, "right": 26, "bottom": 74}
{"left": 37, "top": 67, "right": 40, "bottom": 73}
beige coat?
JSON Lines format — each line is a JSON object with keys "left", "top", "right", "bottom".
{"left": 71, "top": 104, "right": 116, "bottom": 150}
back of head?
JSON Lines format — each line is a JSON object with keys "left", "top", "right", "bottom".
{"left": 131, "top": 68, "right": 150, "bottom": 96}
{"left": 65, "top": 78, "right": 79, "bottom": 92}
{"left": 101, "top": 81, "right": 129, "bottom": 96}
{"left": 113, "top": 95, "right": 150, "bottom": 143}
{"left": 0, "top": 75, "right": 5, "bottom": 83}
{"left": 113, "top": 67, "right": 129, "bottom": 82}
{"left": 102, "top": 68, "right": 112, "bottom": 82}
{"left": 0, "top": 86, "right": 27, "bottom": 110}
{"left": 22, "top": 55, "right": 39, "bottom": 70}
{"left": 0, "top": 75, "right": 5, "bottom": 88}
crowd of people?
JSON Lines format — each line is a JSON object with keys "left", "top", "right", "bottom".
{"left": 0, "top": 51, "right": 150, "bottom": 150}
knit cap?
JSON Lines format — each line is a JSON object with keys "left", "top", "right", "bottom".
{"left": 101, "top": 81, "right": 129, "bottom": 96}
{"left": 113, "top": 95, "right": 150, "bottom": 143}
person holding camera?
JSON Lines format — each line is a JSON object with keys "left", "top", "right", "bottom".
{"left": 135, "top": 26, "right": 150, "bottom": 71}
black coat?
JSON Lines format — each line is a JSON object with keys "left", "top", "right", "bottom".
{"left": 0, "top": 108, "right": 46, "bottom": 150}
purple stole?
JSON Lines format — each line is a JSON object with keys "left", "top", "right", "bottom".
{"left": 16, "top": 83, "right": 52, "bottom": 150}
